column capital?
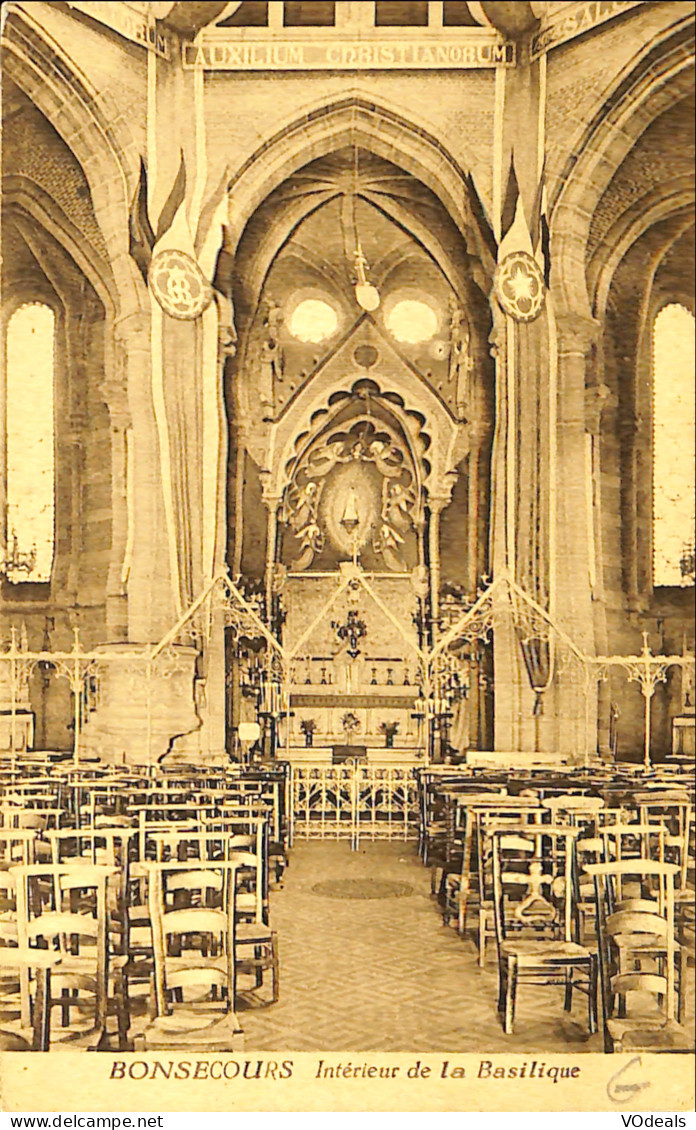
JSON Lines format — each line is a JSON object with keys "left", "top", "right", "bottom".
{"left": 428, "top": 471, "right": 459, "bottom": 512}
{"left": 258, "top": 471, "right": 283, "bottom": 511}
{"left": 99, "top": 376, "right": 131, "bottom": 430}
{"left": 113, "top": 309, "right": 151, "bottom": 343}
{"left": 584, "top": 382, "right": 617, "bottom": 435}
{"left": 555, "top": 309, "right": 600, "bottom": 354}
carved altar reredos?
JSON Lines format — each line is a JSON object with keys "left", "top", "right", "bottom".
{"left": 233, "top": 146, "right": 491, "bottom": 518}
{"left": 227, "top": 144, "right": 494, "bottom": 760}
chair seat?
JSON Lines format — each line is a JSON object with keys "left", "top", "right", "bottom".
{"left": 613, "top": 933, "right": 670, "bottom": 951}
{"left": 140, "top": 1006, "right": 244, "bottom": 1051}
{"left": 607, "top": 1016, "right": 692, "bottom": 1051}
{"left": 501, "top": 939, "right": 592, "bottom": 964}
{"left": 129, "top": 925, "right": 153, "bottom": 948}
{"left": 236, "top": 921, "right": 274, "bottom": 945}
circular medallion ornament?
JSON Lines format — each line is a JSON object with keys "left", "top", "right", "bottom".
{"left": 148, "top": 249, "right": 213, "bottom": 320}
{"left": 494, "top": 251, "right": 545, "bottom": 323}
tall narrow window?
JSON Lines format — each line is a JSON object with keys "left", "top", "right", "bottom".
{"left": 652, "top": 303, "right": 695, "bottom": 586}
{"left": 4, "top": 303, "right": 55, "bottom": 583}
{"left": 284, "top": 1, "right": 335, "bottom": 26}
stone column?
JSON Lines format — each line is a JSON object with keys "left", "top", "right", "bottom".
{"left": 99, "top": 363, "right": 131, "bottom": 642}
{"left": 427, "top": 485, "right": 455, "bottom": 762}
{"left": 428, "top": 499, "right": 444, "bottom": 650}
{"left": 64, "top": 408, "right": 86, "bottom": 604}
{"left": 115, "top": 310, "right": 177, "bottom": 643}
{"left": 261, "top": 486, "right": 282, "bottom": 627}
{"left": 585, "top": 382, "right": 617, "bottom": 755}
{"left": 553, "top": 310, "right": 601, "bottom": 757}
{"left": 488, "top": 304, "right": 527, "bottom": 750}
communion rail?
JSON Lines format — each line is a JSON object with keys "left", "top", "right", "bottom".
{"left": 288, "top": 763, "right": 419, "bottom": 849}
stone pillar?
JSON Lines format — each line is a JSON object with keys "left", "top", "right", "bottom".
{"left": 466, "top": 420, "right": 492, "bottom": 748}
{"left": 99, "top": 361, "right": 131, "bottom": 642}
{"left": 64, "top": 408, "right": 86, "bottom": 604}
{"left": 427, "top": 485, "right": 456, "bottom": 762}
{"left": 78, "top": 310, "right": 201, "bottom": 763}
{"left": 81, "top": 643, "right": 201, "bottom": 765}
{"left": 428, "top": 498, "right": 445, "bottom": 650}
{"left": 115, "top": 310, "right": 177, "bottom": 643}
{"left": 585, "top": 382, "right": 617, "bottom": 756}
{"left": 618, "top": 409, "right": 650, "bottom": 613}
{"left": 261, "top": 482, "right": 281, "bottom": 626}
{"left": 553, "top": 310, "right": 601, "bottom": 757}
{"left": 488, "top": 305, "right": 528, "bottom": 751}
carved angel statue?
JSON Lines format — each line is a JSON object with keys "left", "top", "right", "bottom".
{"left": 283, "top": 480, "right": 320, "bottom": 530}
{"left": 449, "top": 297, "right": 474, "bottom": 419}
{"left": 282, "top": 479, "right": 325, "bottom": 570}
{"left": 257, "top": 299, "right": 285, "bottom": 418}
{"left": 374, "top": 479, "right": 414, "bottom": 571}
{"left": 384, "top": 479, "right": 416, "bottom": 531}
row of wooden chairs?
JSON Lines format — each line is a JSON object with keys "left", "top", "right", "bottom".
{"left": 0, "top": 841, "right": 278, "bottom": 1050}
{"left": 0, "top": 766, "right": 287, "bottom": 1051}
{"left": 422, "top": 785, "right": 693, "bottom": 1051}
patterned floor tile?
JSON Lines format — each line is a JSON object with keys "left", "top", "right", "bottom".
{"left": 241, "top": 840, "right": 694, "bottom": 1053}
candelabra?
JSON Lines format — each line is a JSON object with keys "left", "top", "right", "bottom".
{"left": 679, "top": 542, "right": 695, "bottom": 585}
{"left": 331, "top": 609, "right": 367, "bottom": 660}
{"left": 0, "top": 531, "right": 36, "bottom": 582}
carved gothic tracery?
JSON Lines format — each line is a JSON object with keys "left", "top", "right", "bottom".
{"left": 281, "top": 415, "right": 422, "bottom": 572}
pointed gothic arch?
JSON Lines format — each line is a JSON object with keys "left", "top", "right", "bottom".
{"left": 1, "top": 5, "right": 143, "bottom": 318}
{"left": 550, "top": 17, "right": 694, "bottom": 320}
{"left": 219, "top": 95, "right": 496, "bottom": 293}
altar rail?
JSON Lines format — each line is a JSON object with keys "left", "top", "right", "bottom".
{"left": 289, "top": 763, "right": 419, "bottom": 849}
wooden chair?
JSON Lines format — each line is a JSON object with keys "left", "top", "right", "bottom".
{"left": 491, "top": 824, "right": 598, "bottom": 1036}
{"left": 635, "top": 793, "right": 694, "bottom": 932}
{"left": 542, "top": 794, "right": 605, "bottom": 830}
{"left": 585, "top": 859, "right": 691, "bottom": 1052}
{"left": 11, "top": 862, "right": 127, "bottom": 1049}
{"left": 0, "top": 947, "right": 60, "bottom": 1050}
{"left": 473, "top": 802, "right": 545, "bottom": 966}
{"left": 441, "top": 795, "right": 540, "bottom": 938}
{"left": 138, "top": 860, "right": 244, "bottom": 1051}
{"left": 230, "top": 848, "right": 279, "bottom": 1006}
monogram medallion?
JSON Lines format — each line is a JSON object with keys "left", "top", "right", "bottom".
{"left": 148, "top": 249, "right": 213, "bottom": 320}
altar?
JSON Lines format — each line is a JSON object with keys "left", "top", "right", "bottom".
{"left": 280, "top": 668, "right": 424, "bottom": 766}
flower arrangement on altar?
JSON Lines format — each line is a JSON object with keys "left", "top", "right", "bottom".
{"left": 379, "top": 720, "right": 400, "bottom": 748}
{"left": 341, "top": 712, "right": 361, "bottom": 742}
{"left": 299, "top": 718, "right": 316, "bottom": 747}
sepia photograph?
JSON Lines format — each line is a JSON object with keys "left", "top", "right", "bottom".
{"left": 0, "top": 0, "right": 694, "bottom": 1114}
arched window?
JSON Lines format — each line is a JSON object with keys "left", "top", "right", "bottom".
{"left": 652, "top": 303, "right": 695, "bottom": 587}
{"left": 4, "top": 303, "right": 55, "bottom": 584}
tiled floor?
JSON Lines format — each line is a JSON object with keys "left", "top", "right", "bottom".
{"left": 239, "top": 840, "right": 625, "bottom": 1053}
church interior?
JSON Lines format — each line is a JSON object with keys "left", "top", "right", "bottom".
{"left": 0, "top": 0, "right": 694, "bottom": 1056}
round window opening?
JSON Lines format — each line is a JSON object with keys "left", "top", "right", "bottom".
{"left": 288, "top": 299, "right": 339, "bottom": 343}
{"left": 386, "top": 299, "right": 438, "bottom": 344}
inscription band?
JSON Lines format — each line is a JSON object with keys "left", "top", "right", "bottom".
{"left": 183, "top": 37, "right": 515, "bottom": 71}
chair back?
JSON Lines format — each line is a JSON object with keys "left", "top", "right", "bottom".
{"left": 146, "top": 860, "right": 239, "bottom": 1018}
{"left": 491, "top": 824, "right": 580, "bottom": 948}
{"left": 584, "top": 859, "right": 681, "bottom": 1044}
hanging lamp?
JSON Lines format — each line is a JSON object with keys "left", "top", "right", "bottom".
{"left": 350, "top": 118, "right": 380, "bottom": 312}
